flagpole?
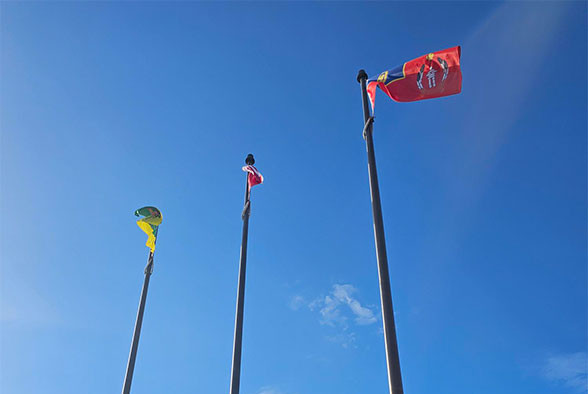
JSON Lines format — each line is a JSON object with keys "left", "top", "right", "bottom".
{"left": 122, "top": 250, "right": 154, "bottom": 394}
{"left": 357, "top": 70, "right": 404, "bottom": 394}
{"left": 229, "top": 153, "right": 255, "bottom": 394}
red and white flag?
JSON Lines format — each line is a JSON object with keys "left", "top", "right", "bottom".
{"left": 242, "top": 165, "right": 264, "bottom": 190}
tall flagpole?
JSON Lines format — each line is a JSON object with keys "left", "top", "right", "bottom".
{"left": 122, "top": 250, "right": 154, "bottom": 394}
{"left": 229, "top": 153, "right": 255, "bottom": 394}
{"left": 357, "top": 70, "right": 404, "bottom": 394}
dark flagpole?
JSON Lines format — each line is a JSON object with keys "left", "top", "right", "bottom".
{"left": 122, "top": 250, "right": 154, "bottom": 394}
{"left": 229, "top": 153, "right": 255, "bottom": 394}
{"left": 357, "top": 70, "right": 404, "bottom": 394}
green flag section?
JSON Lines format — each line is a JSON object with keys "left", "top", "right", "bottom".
{"left": 135, "top": 206, "right": 162, "bottom": 252}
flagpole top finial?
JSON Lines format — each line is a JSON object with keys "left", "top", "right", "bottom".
{"left": 357, "top": 69, "right": 368, "bottom": 83}
{"left": 245, "top": 154, "right": 255, "bottom": 165}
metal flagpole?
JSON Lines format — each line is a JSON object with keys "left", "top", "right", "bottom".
{"left": 229, "top": 153, "right": 255, "bottom": 394}
{"left": 357, "top": 69, "right": 404, "bottom": 394}
{"left": 121, "top": 251, "right": 154, "bottom": 394}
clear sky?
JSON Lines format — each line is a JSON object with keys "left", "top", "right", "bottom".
{"left": 1, "top": 2, "right": 586, "bottom": 394}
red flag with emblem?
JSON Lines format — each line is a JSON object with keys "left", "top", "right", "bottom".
{"left": 367, "top": 46, "right": 462, "bottom": 108}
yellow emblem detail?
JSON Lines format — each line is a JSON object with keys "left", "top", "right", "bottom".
{"left": 426, "top": 53, "right": 435, "bottom": 61}
{"left": 377, "top": 71, "right": 388, "bottom": 83}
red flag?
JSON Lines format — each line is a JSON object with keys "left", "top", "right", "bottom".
{"left": 242, "top": 165, "right": 263, "bottom": 190}
{"left": 367, "top": 46, "right": 462, "bottom": 108}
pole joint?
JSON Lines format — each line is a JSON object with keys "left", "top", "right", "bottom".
{"left": 363, "top": 116, "right": 375, "bottom": 140}
{"left": 144, "top": 261, "right": 153, "bottom": 275}
{"left": 144, "top": 253, "right": 154, "bottom": 275}
{"left": 241, "top": 201, "right": 250, "bottom": 220}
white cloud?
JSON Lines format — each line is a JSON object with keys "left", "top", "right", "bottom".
{"left": 332, "top": 284, "right": 377, "bottom": 325}
{"left": 542, "top": 352, "right": 587, "bottom": 392}
{"left": 257, "top": 386, "right": 284, "bottom": 394}
{"left": 293, "top": 284, "right": 377, "bottom": 348}
{"left": 309, "top": 284, "right": 377, "bottom": 327}
{"left": 288, "top": 295, "right": 305, "bottom": 311}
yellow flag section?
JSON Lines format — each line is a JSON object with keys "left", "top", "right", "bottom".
{"left": 135, "top": 206, "right": 162, "bottom": 252}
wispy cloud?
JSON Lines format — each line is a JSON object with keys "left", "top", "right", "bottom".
{"left": 291, "top": 284, "right": 377, "bottom": 348}
{"left": 326, "top": 332, "right": 357, "bottom": 349}
{"left": 288, "top": 295, "right": 305, "bottom": 311}
{"left": 332, "top": 284, "right": 377, "bottom": 325}
{"left": 541, "top": 352, "right": 587, "bottom": 392}
{"left": 309, "top": 284, "right": 377, "bottom": 327}
{"left": 257, "top": 386, "right": 284, "bottom": 394}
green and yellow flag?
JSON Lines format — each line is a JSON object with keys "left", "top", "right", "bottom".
{"left": 135, "top": 206, "right": 162, "bottom": 252}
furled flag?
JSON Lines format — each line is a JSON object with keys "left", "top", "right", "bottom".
{"left": 242, "top": 165, "right": 264, "bottom": 190}
{"left": 367, "top": 46, "right": 462, "bottom": 108}
{"left": 135, "top": 206, "right": 162, "bottom": 252}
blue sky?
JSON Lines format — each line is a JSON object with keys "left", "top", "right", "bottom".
{"left": 1, "top": 2, "right": 586, "bottom": 394}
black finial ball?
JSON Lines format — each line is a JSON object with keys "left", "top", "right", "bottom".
{"left": 357, "top": 69, "right": 368, "bottom": 83}
{"left": 245, "top": 154, "right": 255, "bottom": 165}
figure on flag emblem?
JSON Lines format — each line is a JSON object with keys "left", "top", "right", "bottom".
{"left": 426, "top": 66, "right": 437, "bottom": 88}
{"left": 416, "top": 64, "right": 425, "bottom": 90}
{"left": 438, "top": 57, "right": 449, "bottom": 81}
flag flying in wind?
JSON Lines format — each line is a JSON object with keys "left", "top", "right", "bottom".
{"left": 367, "top": 46, "right": 462, "bottom": 108}
{"left": 242, "top": 165, "right": 264, "bottom": 190}
{"left": 135, "top": 206, "right": 162, "bottom": 252}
